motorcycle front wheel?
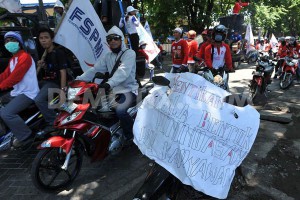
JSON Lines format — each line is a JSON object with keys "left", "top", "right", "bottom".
{"left": 31, "top": 146, "right": 83, "bottom": 192}
{"left": 280, "top": 72, "right": 293, "bottom": 89}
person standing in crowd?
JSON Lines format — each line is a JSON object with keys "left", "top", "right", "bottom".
{"left": 53, "top": 0, "right": 65, "bottom": 27}
{"left": 0, "top": 31, "right": 39, "bottom": 149}
{"left": 171, "top": 28, "right": 189, "bottom": 73}
{"left": 230, "top": 30, "right": 242, "bottom": 43}
{"left": 195, "top": 29, "right": 213, "bottom": 61}
{"left": 35, "top": 28, "right": 68, "bottom": 136}
{"left": 119, "top": 6, "right": 140, "bottom": 54}
{"left": 186, "top": 30, "right": 198, "bottom": 73}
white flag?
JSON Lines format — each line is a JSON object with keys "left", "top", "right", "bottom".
{"left": 0, "top": 0, "right": 22, "bottom": 13}
{"left": 269, "top": 33, "right": 278, "bottom": 49}
{"left": 144, "top": 21, "right": 153, "bottom": 39}
{"left": 136, "top": 24, "right": 160, "bottom": 62}
{"left": 54, "top": 0, "right": 110, "bottom": 72}
{"left": 244, "top": 24, "right": 255, "bottom": 53}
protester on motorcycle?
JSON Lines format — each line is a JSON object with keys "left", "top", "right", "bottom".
{"left": 35, "top": 27, "right": 68, "bottom": 136}
{"left": 186, "top": 30, "right": 198, "bottom": 73}
{"left": 170, "top": 27, "right": 189, "bottom": 73}
{"left": 0, "top": 31, "right": 39, "bottom": 149}
{"left": 76, "top": 26, "right": 138, "bottom": 143}
{"left": 286, "top": 36, "right": 300, "bottom": 81}
{"left": 274, "top": 37, "right": 288, "bottom": 79}
{"left": 204, "top": 24, "right": 233, "bottom": 74}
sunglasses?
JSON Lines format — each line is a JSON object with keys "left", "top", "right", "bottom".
{"left": 106, "top": 35, "right": 122, "bottom": 42}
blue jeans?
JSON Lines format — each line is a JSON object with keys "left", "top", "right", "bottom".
{"left": 34, "top": 81, "right": 59, "bottom": 125}
{"left": 0, "top": 93, "right": 33, "bottom": 141}
{"left": 114, "top": 92, "right": 137, "bottom": 140}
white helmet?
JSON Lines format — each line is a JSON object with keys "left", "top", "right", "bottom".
{"left": 54, "top": 0, "right": 64, "bottom": 9}
{"left": 126, "top": 6, "right": 138, "bottom": 13}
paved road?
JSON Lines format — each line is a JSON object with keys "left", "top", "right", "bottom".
{"left": 1, "top": 60, "right": 299, "bottom": 200}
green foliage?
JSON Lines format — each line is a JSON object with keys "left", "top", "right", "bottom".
{"left": 140, "top": 0, "right": 299, "bottom": 38}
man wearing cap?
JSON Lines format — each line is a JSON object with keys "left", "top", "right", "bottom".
{"left": 119, "top": 6, "right": 140, "bottom": 54}
{"left": 171, "top": 27, "right": 189, "bottom": 73}
{"left": 53, "top": 0, "right": 65, "bottom": 27}
{"left": 77, "top": 26, "right": 138, "bottom": 144}
{"left": 0, "top": 31, "right": 39, "bottom": 149}
{"left": 186, "top": 30, "right": 198, "bottom": 73}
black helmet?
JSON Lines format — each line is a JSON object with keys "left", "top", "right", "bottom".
{"left": 213, "top": 24, "right": 227, "bottom": 42}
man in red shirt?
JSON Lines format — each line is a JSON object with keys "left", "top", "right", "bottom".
{"left": 274, "top": 37, "right": 288, "bottom": 78}
{"left": 233, "top": 0, "right": 250, "bottom": 14}
{"left": 195, "top": 29, "right": 213, "bottom": 61}
{"left": 186, "top": 30, "right": 198, "bottom": 73}
{"left": 171, "top": 27, "right": 189, "bottom": 73}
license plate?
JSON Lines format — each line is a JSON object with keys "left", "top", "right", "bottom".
{"left": 60, "top": 102, "right": 78, "bottom": 113}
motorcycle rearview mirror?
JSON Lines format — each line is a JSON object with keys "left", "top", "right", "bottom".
{"left": 152, "top": 76, "right": 171, "bottom": 88}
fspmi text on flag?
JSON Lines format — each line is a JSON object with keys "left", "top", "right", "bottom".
{"left": 69, "top": 7, "right": 105, "bottom": 60}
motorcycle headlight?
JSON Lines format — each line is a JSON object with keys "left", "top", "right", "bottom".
{"left": 67, "top": 87, "right": 82, "bottom": 100}
{"left": 213, "top": 75, "right": 223, "bottom": 84}
{"left": 61, "top": 111, "right": 81, "bottom": 125}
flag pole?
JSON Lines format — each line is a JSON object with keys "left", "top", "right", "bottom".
{"left": 38, "top": 0, "right": 48, "bottom": 26}
{"left": 41, "top": 0, "right": 73, "bottom": 61}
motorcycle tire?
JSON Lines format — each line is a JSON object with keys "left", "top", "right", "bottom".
{"left": 175, "top": 185, "right": 214, "bottom": 200}
{"left": 279, "top": 72, "right": 293, "bottom": 89}
{"left": 31, "top": 146, "right": 83, "bottom": 192}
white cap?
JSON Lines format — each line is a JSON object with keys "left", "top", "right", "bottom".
{"left": 54, "top": 0, "right": 64, "bottom": 9}
{"left": 126, "top": 6, "right": 138, "bottom": 13}
{"left": 173, "top": 27, "right": 182, "bottom": 34}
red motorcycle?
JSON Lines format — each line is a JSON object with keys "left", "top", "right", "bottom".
{"left": 30, "top": 73, "right": 151, "bottom": 192}
{"left": 249, "top": 54, "right": 274, "bottom": 101}
{"left": 278, "top": 53, "right": 298, "bottom": 89}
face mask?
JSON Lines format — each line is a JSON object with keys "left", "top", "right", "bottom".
{"left": 214, "top": 34, "right": 223, "bottom": 42}
{"left": 5, "top": 41, "right": 20, "bottom": 54}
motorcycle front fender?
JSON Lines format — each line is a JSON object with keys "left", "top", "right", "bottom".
{"left": 254, "top": 76, "right": 263, "bottom": 86}
{"left": 134, "top": 164, "right": 175, "bottom": 200}
{"left": 38, "top": 136, "right": 75, "bottom": 154}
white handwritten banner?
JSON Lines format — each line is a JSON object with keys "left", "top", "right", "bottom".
{"left": 136, "top": 23, "right": 160, "bottom": 62}
{"left": 54, "top": 0, "right": 110, "bottom": 72}
{"left": 133, "top": 73, "right": 260, "bottom": 199}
